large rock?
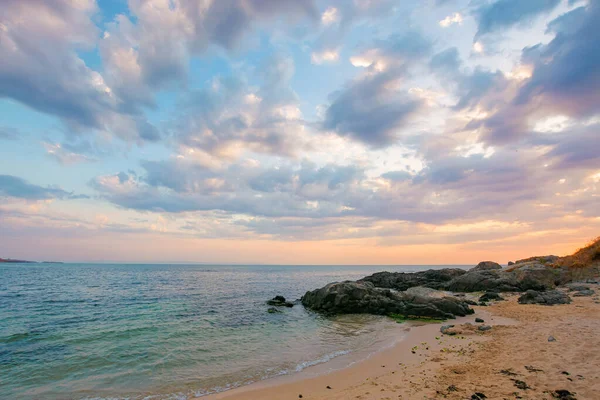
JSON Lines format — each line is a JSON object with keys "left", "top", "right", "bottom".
{"left": 517, "top": 290, "right": 571, "bottom": 305}
{"left": 445, "top": 270, "right": 522, "bottom": 292}
{"left": 470, "top": 261, "right": 502, "bottom": 272}
{"left": 301, "top": 281, "right": 473, "bottom": 319}
{"left": 359, "top": 268, "right": 466, "bottom": 291}
{"left": 445, "top": 266, "right": 557, "bottom": 293}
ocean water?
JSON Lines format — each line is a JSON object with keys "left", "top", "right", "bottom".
{"left": 0, "top": 263, "right": 467, "bottom": 399}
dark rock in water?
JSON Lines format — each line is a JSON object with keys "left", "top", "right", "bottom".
{"left": 267, "top": 295, "right": 294, "bottom": 307}
{"left": 470, "top": 261, "right": 502, "bottom": 272}
{"left": 518, "top": 290, "right": 571, "bottom": 305}
{"left": 359, "top": 268, "right": 467, "bottom": 291}
{"left": 440, "top": 325, "right": 456, "bottom": 335}
{"left": 267, "top": 307, "right": 282, "bottom": 314}
{"left": 552, "top": 389, "right": 577, "bottom": 399}
{"left": 479, "top": 292, "right": 504, "bottom": 302}
{"left": 471, "top": 393, "right": 487, "bottom": 399}
{"left": 475, "top": 317, "right": 484, "bottom": 323}
{"left": 573, "top": 289, "right": 595, "bottom": 297}
{"left": 548, "top": 335, "right": 557, "bottom": 342}
{"left": 478, "top": 325, "right": 492, "bottom": 332}
{"left": 301, "top": 281, "right": 473, "bottom": 319}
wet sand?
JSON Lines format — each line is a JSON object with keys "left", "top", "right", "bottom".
{"left": 206, "top": 285, "right": 600, "bottom": 400}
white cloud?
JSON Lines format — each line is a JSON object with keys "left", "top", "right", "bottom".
{"left": 439, "top": 12, "right": 463, "bottom": 27}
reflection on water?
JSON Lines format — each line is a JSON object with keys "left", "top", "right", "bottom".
{"left": 0, "top": 263, "right": 467, "bottom": 399}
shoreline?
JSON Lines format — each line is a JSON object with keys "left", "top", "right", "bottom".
{"left": 205, "top": 288, "right": 599, "bottom": 400}
{"left": 204, "top": 307, "right": 503, "bottom": 400}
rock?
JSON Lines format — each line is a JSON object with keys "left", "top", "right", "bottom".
{"left": 471, "top": 393, "right": 487, "bottom": 399}
{"left": 267, "top": 307, "right": 282, "bottom": 314}
{"left": 478, "top": 325, "right": 492, "bottom": 332}
{"left": 359, "top": 268, "right": 467, "bottom": 291}
{"left": 552, "top": 390, "right": 577, "bottom": 399}
{"left": 573, "top": 289, "right": 595, "bottom": 297}
{"left": 548, "top": 335, "right": 556, "bottom": 342}
{"left": 470, "top": 261, "right": 502, "bottom": 272}
{"left": 565, "top": 283, "right": 591, "bottom": 292}
{"left": 440, "top": 325, "right": 456, "bottom": 335}
{"left": 479, "top": 302, "right": 488, "bottom": 306}
{"left": 465, "top": 299, "right": 478, "bottom": 305}
{"left": 518, "top": 290, "right": 571, "bottom": 305}
{"left": 513, "top": 379, "right": 530, "bottom": 390}
{"left": 267, "top": 295, "right": 294, "bottom": 307}
{"left": 514, "top": 255, "right": 559, "bottom": 265}
{"left": 445, "top": 270, "right": 522, "bottom": 292}
{"left": 508, "top": 261, "right": 515, "bottom": 266}
{"left": 479, "top": 291, "right": 504, "bottom": 302}
{"left": 301, "top": 281, "right": 474, "bottom": 319}
{"left": 475, "top": 317, "right": 484, "bottom": 323}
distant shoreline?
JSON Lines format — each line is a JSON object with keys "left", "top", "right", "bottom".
{"left": 0, "top": 258, "right": 63, "bottom": 264}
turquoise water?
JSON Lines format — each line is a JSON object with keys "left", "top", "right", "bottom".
{"left": 0, "top": 264, "right": 466, "bottom": 399}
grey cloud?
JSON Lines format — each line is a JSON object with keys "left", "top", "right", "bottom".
{"left": 0, "top": 127, "right": 19, "bottom": 141}
{"left": 475, "top": 3, "right": 600, "bottom": 144}
{"left": 175, "top": 55, "right": 306, "bottom": 157}
{"left": 0, "top": 1, "right": 160, "bottom": 143}
{"left": 515, "top": 4, "right": 600, "bottom": 118}
{"left": 0, "top": 175, "right": 83, "bottom": 200}
{"left": 474, "top": 0, "right": 561, "bottom": 39}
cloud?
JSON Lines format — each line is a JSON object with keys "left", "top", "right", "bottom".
{"left": 460, "top": 4, "right": 600, "bottom": 145}
{"left": 439, "top": 12, "right": 463, "bottom": 27}
{"left": 0, "top": 0, "right": 160, "bottom": 144}
{"left": 0, "top": 127, "right": 19, "bottom": 141}
{"left": 173, "top": 54, "right": 309, "bottom": 158}
{"left": 311, "top": 49, "right": 340, "bottom": 64}
{"left": 322, "top": 31, "right": 432, "bottom": 147}
{"left": 43, "top": 142, "right": 95, "bottom": 165}
{"left": 474, "top": 0, "right": 561, "bottom": 39}
{"left": 0, "top": 175, "right": 83, "bottom": 200}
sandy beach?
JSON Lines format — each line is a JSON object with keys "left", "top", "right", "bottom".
{"left": 207, "top": 285, "right": 600, "bottom": 400}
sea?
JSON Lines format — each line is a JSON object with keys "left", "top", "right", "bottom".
{"left": 0, "top": 263, "right": 469, "bottom": 399}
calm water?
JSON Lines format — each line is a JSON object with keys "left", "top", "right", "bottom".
{"left": 0, "top": 263, "right": 467, "bottom": 399}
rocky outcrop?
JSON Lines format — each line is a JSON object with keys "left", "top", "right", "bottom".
{"left": 359, "top": 268, "right": 466, "bottom": 291}
{"left": 470, "top": 261, "right": 502, "bottom": 272}
{"left": 267, "top": 295, "right": 294, "bottom": 307}
{"left": 301, "top": 281, "right": 473, "bottom": 319}
{"left": 517, "top": 290, "right": 571, "bottom": 305}
{"left": 479, "top": 291, "right": 504, "bottom": 302}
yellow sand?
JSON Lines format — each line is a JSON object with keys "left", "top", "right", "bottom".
{"left": 206, "top": 288, "right": 600, "bottom": 400}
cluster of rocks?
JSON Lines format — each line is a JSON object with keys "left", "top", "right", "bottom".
{"left": 301, "top": 281, "right": 473, "bottom": 319}
{"left": 285, "top": 255, "right": 596, "bottom": 318}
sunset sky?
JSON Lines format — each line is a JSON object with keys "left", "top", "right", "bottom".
{"left": 1, "top": 0, "right": 598, "bottom": 264}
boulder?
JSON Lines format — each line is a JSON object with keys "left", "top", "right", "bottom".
{"left": 572, "top": 289, "right": 595, "bottom": 297}
{"left": 445, "top": 270, "right": 522, "bottom": 292}
{"left": 267, "top": 307, "right": 282, "bottom": 313}
{"left": 301, "top": 281, "right": 473, "bottom": 319}
{"left": 508, "top": 261, "right": 515, "bottom": 266}
{"left": 359, "top": 268, "right": 467, "bottom": 291}
{"left": 445, "top": 267, "right": 557, "bottom": 293}
{"left": 470, "top": 261, "right": 502, "bottom": 272}
{"left": 479, "top": 291, "right": 504, "bottom": 302}
{"left": 517, "top": 290, "right": 571, "bottom": 305}
{"left": 267, "top": 295, "right": 294, "bottom": 307}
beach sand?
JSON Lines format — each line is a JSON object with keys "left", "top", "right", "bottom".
{"left": 207, "top": 285, "right": 600, "bottom": 400}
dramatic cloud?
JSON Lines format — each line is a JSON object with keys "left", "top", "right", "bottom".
{"left": 0, "top": 175, "right": 81, "bottom": 200}
{"left": 0, "top": 0, "right": 160, "bottom": 143}
{"left": 323, "top": 31, "right": 432, "bottom": 147}
{"left": 173, "top": 54, "right": 307, "bottom": 158}
{"left": 474, "top": 0, "right": 561, "bottom": 39}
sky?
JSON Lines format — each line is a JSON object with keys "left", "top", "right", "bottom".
{"left": 0, "top": 0, "right": 599, "bottom": 264}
